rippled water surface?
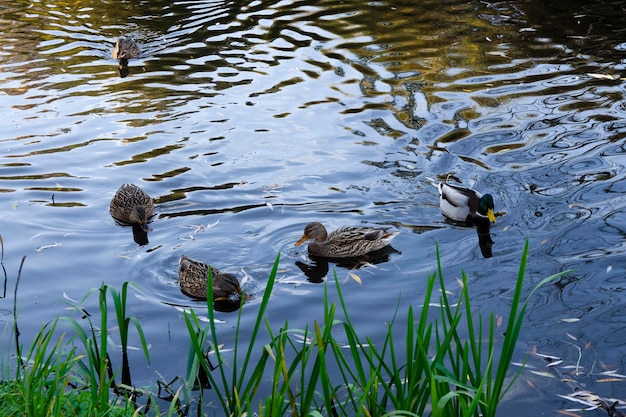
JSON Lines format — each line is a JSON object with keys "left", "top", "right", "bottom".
{"left": 2, "top": 0, "right": 626, "bottom": 414}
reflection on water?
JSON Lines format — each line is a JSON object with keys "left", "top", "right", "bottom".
{"left": 476, "top": 222, "right": 494, "bottom": 259}
{"left": 296, "top": 245, "right": 400, "bottom": 283}
{"left": 1, "top": 0, "right": 626, "bottom": 414}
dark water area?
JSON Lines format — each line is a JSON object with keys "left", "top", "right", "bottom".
{"left": 1, "top": 0, "right": 626, "bottom": 414}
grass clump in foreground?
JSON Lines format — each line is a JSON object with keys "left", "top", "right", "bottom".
{"left": 0, "top": 278, "right": 153, "bottom": 417}
{"left": 1, "top": 240, "right": 569, "bottom": 416}
{"left": 0, "top": 318, "right": 136, "bottom": 417}
{"left": 187, "top": 239, "right": 570, "bottom": 417}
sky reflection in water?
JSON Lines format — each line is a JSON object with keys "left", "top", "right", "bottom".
{"left": 0, "top": 0, "right": 625, "bottom": 414}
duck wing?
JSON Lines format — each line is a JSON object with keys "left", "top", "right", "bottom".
{"left": 440, "top": 183, "right": 481, "bottom": 207}
{"left": 320, "top": 226, "right": 398, "bottom": 257}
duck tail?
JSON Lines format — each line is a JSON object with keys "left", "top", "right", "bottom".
{"left": 425, "top": 177, "right": 445, "bottom": 196}
{"left": 425, "top": 176, "right": 440, "bottom": 188}
{"left": 385, "top": 230, "right": 400, "bottom": 242}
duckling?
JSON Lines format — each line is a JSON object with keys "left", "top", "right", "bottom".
{"left": 295, "top": 221, "right": 399, "bottom": 258}
{"left": 178, "top": 255, "right": 243, "bottom": 302}
{"left": 109, "top": 184, "right": 154, "bottom": 245}
{"left": 112, "top": 36, "right": 140, "bottom": 77}
{"left": 438, "top": 182, "right": 496, "bottom": 224}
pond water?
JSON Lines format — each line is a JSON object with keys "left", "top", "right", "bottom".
{"left": 1, "top": 0, "right": 626, "bottom": 414}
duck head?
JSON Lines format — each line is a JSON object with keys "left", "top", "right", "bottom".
{"left": 295, "top": 222, "right": 327, "bottom": 245}
{"left": 478, "top": 194, "right": 496, "bottom": 223}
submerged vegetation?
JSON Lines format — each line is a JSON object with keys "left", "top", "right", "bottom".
{"left": 1, "top": 241, "right": 571, "bottom": 416}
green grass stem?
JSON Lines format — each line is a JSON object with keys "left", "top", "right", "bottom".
{"left": 2, "top": 241, "right": 570, "bottom": 417}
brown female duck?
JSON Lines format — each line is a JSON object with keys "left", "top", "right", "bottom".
{"left": 178, "top": 255, "right": 243, "bottom": 302}
{"left": 112, "top": 36, "right": 140, "bottom": 77}
{"left": 109, "top": 183, "right": 154, "bottom": 245}
{"left": 295, "top": 221, "right": 399, "bottom": 258}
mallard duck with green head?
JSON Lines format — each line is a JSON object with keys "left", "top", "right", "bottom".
{"left": 438, "top": 182, "right": 496, "bottom": 224}
{"left": 110, "top": 183, "right": 155, "bottom": 245}
{"left": 295, "top": 222, "right": 399, "bottom": 258}
{"left": 178, "top": 255, "right": 243, "bottom": 302}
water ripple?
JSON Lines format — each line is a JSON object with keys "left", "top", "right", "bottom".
{"left": 2, "top": 1, "right": 626, "bottom": 413}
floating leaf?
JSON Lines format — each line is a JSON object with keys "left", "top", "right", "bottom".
{"left": 547, "top": 360, "right": 563, "bottom": 367}
{"left": 534, "top": 352, "right": 562, "bottom": 361}
{"left": 567, "top": 390, "right": 599, "bottom": 400}
{"left": 561, "top": 318, "right": 580, "bottom": 323}
{"left": 206, "top": 344, "right": 231, "bottom": 354}
{"left": 487, "top": 51, "right": 508, "bottom": 58}
{"left": 62, "top": 291, "right": 79, "bottom": 303}
{"left": 182, "top": 221, "right": 221, "bottom": 239}
{"left": 123, "top": 345, "right": 142, "bottom": 351}
{"left": 341, "top": 343, "right": 371, "bottom": 349}
{"left": 558, "top": 408, "right": 586, "bottom": 416}
{"left": 557, "top": 396, "right": 596, "bottom": 407}
{"left": 36, "top": 242, "right": 62, "bottom": 253}
{"left": 496, "top": 315, "right": 503, "bottom": 328}
{"left": 503, "top": 225, "right": 510, "bottom": 231}
{"left": 562, "top": 406, "right": 599, "bottom": 413}
{"left": 558, "top": 391, "right": 600, "bottom": 408}
{"left": 586, "top": 73, "right": 618, "bottom": 80}
{"left": 541, "top": 239, "right": 547, "bottom": 245}
{"left": 598, "top": 370, "right": 626, "bottom": 378}
{"left": 565, "top": 332, "right": 578, "bottom": 341}
{"left": 530, "top": 370, "right": 556, "bottom": 378}
{"left": 428, "top": 302, "right": 459, "bottom": 307}
{"left": 606, "top": 265, "right": 612, "bottom": 273}
{"left": 349, "top": 273, "right": 362, "bottom": 285}
{"left": 595, "top": 378, "right": 624, "bottom": 383}
{"left": 512, "top": 362, "right": 530, "bottom": 368}
{"left": 291, "top": 334, "right": 312, "bottom": 345}
{"left": 29, "top": 233, "right": 44, "bottom": 241}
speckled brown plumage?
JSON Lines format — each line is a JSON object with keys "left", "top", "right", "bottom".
{"left": 112, "top": 36, "right": 140, "bottom": 77}
{"left": 109, "top": 184, "right": 154, "bottom": 245}
{"left": 112, "top": 37, "right": 140, "bottom": 62}
{"left": 295, "top": 222, "right": 399, "bottom": 258}
{"left": 178, "top": 255, "right": 242, "bottom": 302}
